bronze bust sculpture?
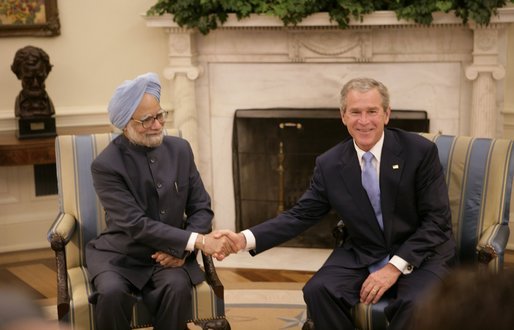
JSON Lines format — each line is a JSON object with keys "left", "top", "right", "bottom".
{"left": 11, "top": 46, "right": 57, "bottom": 139}
{"left": 11, "top": 45, "right": 55, "bottom": 119}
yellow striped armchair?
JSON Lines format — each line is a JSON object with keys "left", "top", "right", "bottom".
{"left": 47, "top": 131, "right": 230, "bottom": 330}
{"left": 305, "top": 133, "right": 514, "bottom": 330}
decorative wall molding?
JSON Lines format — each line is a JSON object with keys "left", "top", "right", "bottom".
{"left": 0, "top": 165, "right": 57, "bottom": 252}
{"left": 0, "top": 106, "right": 110, "bottom": 133}
{"left": 288, "top": 30, "right": 372, "bottom": 62}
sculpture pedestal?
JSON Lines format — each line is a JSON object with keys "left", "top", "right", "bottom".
{"left": 16, "top": 117, "right": 57, "bottom": 139}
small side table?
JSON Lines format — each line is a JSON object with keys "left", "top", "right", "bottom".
{"left": 0, "top": 133, "right": 55, "bottom": 166}
{"left": 0, "top": 125, "right": 113, "bottom": 166}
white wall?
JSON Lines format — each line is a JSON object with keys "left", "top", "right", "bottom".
{"left": 0, "top": 0, "right": 170, "bottom": 252}
{"left": 0, "top": 0, "right": 170, "bottom": 128}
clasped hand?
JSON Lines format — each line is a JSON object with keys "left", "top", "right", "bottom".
{"left": 153, "top": 230, "right": 245, "bottom": 267}
{"left": 200, "top": 230, "right": 246, "bottom": 261}
{"left": 151, "top": 251, "right": 185, "bottom": 268}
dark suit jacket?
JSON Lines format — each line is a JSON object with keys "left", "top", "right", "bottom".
{"left": 86, "top": 135, "right": 213, "bottom": 289}
{"left": 250, "top": 128, "right": 455, "bottom": 277}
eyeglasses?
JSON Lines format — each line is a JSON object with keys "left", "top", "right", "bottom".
{"left": 131, "top": 110, "right": 168, "bottom": 129}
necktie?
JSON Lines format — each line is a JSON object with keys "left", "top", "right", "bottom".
{"left": 362, "top": 152, "right": 389, "bottom": 272}
{"left": 361, "top": 152, "right": 383, "bottom": 230}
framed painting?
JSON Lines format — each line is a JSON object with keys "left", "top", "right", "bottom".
{"left": 0, "top": 0, "right": 60, "bottom": 37}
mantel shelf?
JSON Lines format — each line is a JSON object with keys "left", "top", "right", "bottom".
{"left": 144, "top": 7, "right": 514, "bottom": 30}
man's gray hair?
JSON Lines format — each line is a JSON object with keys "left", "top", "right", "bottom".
{"left": 339, "top": 78, "right": 390, "bottom": 113}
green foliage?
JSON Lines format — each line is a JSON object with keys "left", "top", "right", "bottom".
{"left": 147, "top": 0, "right": 514, "bottom": 34}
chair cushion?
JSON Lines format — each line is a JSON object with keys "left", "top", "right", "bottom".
{"left": 191, "top": 281, "right": 225, "bottom": 320}
{"left": 66, "top": 267, "right": 94, "bottom": 329}
{"left": 421, "top": 134, "right": 514, "bottom": 269}
{"left": 353, "top": 299, "right": 389, "bottom": 330}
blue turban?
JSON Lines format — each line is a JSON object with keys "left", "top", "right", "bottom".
{"left": 108, "top": 72, "right": 161, "bottom": 129}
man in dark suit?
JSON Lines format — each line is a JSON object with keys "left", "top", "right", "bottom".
{"left": 86, "top": 72, "right": 233, "bottom": 329}
{"left": 216, "top": 77, "right": 456, "bottom": 329}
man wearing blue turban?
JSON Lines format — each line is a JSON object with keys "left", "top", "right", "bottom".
{"left": 85, "top": 72, "right": 232, "bottom": 329}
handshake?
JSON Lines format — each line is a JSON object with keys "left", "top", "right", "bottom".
{"left": 195, "top": 230, "right": 247, "bottom": 261}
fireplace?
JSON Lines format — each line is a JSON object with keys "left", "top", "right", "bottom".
{"left": 232, "top": 108, "right": 429, "bottom": 248}
{"left": 145, "top": 11, "right": 514, "bottom": 248}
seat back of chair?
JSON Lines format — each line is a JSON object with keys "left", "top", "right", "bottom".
{"left": 55, "top": 133, "right": 116, "bottom": 269}
{"left": 54, "top": 130, "right": 181, "bottom": 269}
{"left": 420, "top": 133, "right": 514, "bottom": 270}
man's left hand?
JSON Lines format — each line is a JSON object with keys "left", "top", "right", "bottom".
{"left": 151, "top": 251, "right": 185, "bottom": 268}
{"left": 360, "top": 263, "right": 401, "bottom": 304}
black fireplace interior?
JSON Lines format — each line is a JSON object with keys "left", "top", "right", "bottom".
{"left": 232, "top": 108, "right": 429, "bottom": 248}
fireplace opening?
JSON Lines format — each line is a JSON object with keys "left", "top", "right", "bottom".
{"left": 232, "top": 108, "right": 429, "bottom": 249}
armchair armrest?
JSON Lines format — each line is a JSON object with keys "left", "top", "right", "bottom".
{"left": 476, "top": 223, "right": 510, "bottom": 264}
{"left": 47, "top": 212, "right": 76, "bottom": 243}
{"left": 201, "top": 252, "right": 224, "bottom": 300}
{"left": 47, "top": 212, "right": 77, "bottom": 320}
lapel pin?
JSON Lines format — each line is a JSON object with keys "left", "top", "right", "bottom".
{"left": 392, "top": 164, "right": 399, "bottom": 169}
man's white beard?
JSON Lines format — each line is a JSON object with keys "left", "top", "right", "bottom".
{"left": 125, "top": 124, "right": 164, "bottom": 148}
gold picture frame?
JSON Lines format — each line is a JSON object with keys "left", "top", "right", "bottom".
{"left": 0, "top": 0, "right": 60, "bottom": 37}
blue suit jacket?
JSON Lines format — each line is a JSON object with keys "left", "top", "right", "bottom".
{"left": 250, "top": 128, "right": 455, "bottom": 276}
{"left": 86, "top": 135, "right": 213, "bottom": 289}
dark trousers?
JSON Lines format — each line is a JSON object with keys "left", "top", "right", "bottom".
{"left": 302, "top": 264, "right": 440, "bottom": 330}
{"left": 92, "top": 268, "right": 193, "bottom": 330}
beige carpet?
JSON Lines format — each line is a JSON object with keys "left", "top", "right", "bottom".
{"left": 42, "top": 282, "right": 307, "bottom": 330}
{"left": 223, "top": 282, "right": 306, "bottom": 330}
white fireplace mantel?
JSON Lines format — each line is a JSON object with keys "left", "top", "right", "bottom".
{"left": 146, "top": 9, "right": 514, "bottom": 233}
{"left": 145, "top": 9, "right": 514, "bottom": 28}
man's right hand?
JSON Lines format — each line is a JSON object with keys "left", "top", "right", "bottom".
{"left": 196, "top": 231, "right": 244, "bottom": 260}
{"left": 212, "top": 230, "right": 247, "bottom": 260}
